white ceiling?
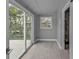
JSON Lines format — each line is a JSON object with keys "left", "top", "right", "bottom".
{"left": 16, "top": 0, "right": 69, "bottom": 16}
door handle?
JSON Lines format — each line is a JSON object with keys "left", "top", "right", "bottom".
{"left": 6, "top": 48, "right": 13, "bottom": 55}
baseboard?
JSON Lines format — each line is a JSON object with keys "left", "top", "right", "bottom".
{"left": 37, "top": 39, "right": 57, "bottom": 42}
{"left": 37, "top": 39, "right": 62, "bottom": 49}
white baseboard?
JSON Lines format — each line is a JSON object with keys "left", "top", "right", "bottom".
{"left": 37, "top": 39, "right": 57, "bottom": 41}
{"left": 37, "top": 39, "right": 62, "bottom": 49}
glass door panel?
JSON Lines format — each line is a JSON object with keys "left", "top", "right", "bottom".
{"left": 26, "top": 15, "right": 32, "bottom": 48}
{"left": 9, "top": 3, "right": 25, "bottom": 59}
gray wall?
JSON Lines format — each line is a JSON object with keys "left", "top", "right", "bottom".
{"left": 35, "top": 15, "right": 40, "bottom": 39}
{"left": 35, "top": 0, "right": 69, "bottom": 40}
{"left": 36, "top": 12, "right": 58, "bottom": 39}
{"left": 57, "top": 9, "right": 62, "bottom": 47}
{"left": 34, "top": 15, "right": 38, "bottom": 40}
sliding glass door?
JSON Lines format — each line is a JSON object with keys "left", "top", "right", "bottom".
{"left": 25, "top": 15, "right": 32, "bottom": 48}
{"left": 9, "top": 3, "right": 25, "bottom": 59}
{"left": 9, "top": 3, "right": 33, "bottom": 59}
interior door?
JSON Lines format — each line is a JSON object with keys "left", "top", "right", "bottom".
{"left": 64, "top": 7, "right": 70, "bottom": 49}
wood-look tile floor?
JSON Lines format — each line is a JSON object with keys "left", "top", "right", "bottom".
{"left": 22, "top": 41, "right": 69, "bottom": 59}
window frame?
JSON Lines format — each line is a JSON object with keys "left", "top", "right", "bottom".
{"left": 9, "top": 3, "right": 25, "bottom": 38}
{"left": 40, "top": 17, "right": 53, "bottom": 29}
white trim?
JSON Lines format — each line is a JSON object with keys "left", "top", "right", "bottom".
{"left": 37, "top": 39, "right": 62, "bottom": 49}
{"left": 37, "top": 39, "right": 56, "bottom": 41}
{"left": 56, "top": 40, "right": 62, "bottom": 49}
{"left": 63, "top": 1, "right": 70, "bottom": 11}
{"left": 24, "top": 12, "right": 26, "bottom": 49}
{"left": 61, "top": 1, "right": 71, "bottom": 49}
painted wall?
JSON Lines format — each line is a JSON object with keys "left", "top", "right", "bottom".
{"left": 35, "top": 15, "right": 40, "bottom": 39}
{"left": 57, "top": 9, "right": 62, "bottom": 47}
{"left": 35, "top": 0, "right": 69, "bottom": 40}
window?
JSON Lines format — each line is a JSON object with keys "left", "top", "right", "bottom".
{"left": 9, "top": 3, "right": 24, "bottom": 39}
{"left": 40, "top": 17, "right": 52, "bottom": 29}
{"left": 26, "top": 16, "right": 32, "bottom": 40}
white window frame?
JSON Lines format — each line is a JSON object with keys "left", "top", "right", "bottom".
{"left": 40, "top": 17, "right": 52, "bottom": 29}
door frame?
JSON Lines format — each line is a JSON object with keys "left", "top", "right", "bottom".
{"left": 25, "top": 13, "right": 34, "bottom": 49}
{"left": 62, "top": 1, "right": 73, "bottom": 59}
{"left": 62, "top": 1, "right": 71, "bottom": 49}
{"left": 64, "top": 7, "right": 70, "bottom": 49}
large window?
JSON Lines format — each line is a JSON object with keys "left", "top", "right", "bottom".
{"left": 9, "top": 4, "right": 24, "bottom": 39}
{"left": 40, "top": 17, "right": 52, "bottom": 29}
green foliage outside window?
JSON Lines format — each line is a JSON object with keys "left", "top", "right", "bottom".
{"left": 9, "top": 4, "right": 24, "bottom": 39}
{"left": 9, "top": 4, "right": 32, "bottom": 40}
